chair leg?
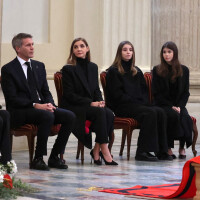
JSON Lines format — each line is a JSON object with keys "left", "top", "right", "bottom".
{"left": 119, "top": 130, "right": 126, "bottom": 156}
{"left": 80, "top": 143, "right": 84, "bottom": 165}
{"left": 192, "top": 121, "right": 198, "bottom": 157}
{"left": 108, "top": 131, "right": 114, "bottom": 153}
{"left": 76, "top": 141, "right": 81, "bottom": 159}
{"left": 126, "top": 130, "right": 132, "bottom": 160}
{"left": 27, "top": 134, "right": 35, "bottom": 168}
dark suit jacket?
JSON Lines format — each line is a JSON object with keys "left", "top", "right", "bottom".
{"left": 1, "top": 57, "right": 55, "bottom": 127}
{"left": 152, "top": 65, "right": 190, "bottom": 108}
{"left": 61, "top": 62, "right": 103, "bottom": 148}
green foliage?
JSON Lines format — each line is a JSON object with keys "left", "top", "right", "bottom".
{"left": 0, "top": 178, "right": 38, "bottom": 200}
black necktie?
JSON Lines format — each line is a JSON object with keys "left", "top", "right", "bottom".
{"left": 25, "top": 62, "right": 40, "bottom": 103}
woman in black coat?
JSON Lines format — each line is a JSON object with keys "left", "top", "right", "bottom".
{"left": 152, "top": 41, "right": 193, "bottom": 159}
{"left": 61, "top": 38, "right": 117, "bottom": 165}
{"left": 106, "top": 41, "right": 172, "bottom": 161}
{"left": 0, "top": 110, "right": 11, "bottom": 165}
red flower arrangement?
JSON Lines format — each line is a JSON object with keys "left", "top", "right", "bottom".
{"left": 3, "top": 174, "right": 13, "bottom": 189}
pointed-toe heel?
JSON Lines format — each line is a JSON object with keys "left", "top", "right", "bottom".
{"left": 90, "top": 150, "right": 102, "bottom": 165}
{"left": 99, "top": 152, "right": 118, "bottom": 165}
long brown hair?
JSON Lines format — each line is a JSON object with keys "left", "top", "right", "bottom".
{"left": 157, "top": 41, "right": 182, "bottom": 81}
{"left": 111, "top": 41, "right": 137, "bottom": 76}
{"left": 67, "top": 37, "right": 91, "bottom": 65}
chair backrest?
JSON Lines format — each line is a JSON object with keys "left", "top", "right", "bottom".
{"left": 100, "top": 71, "right": 107, "bottom": 104}
{"left": 144, "top": 72, "right": 153, "bottom": 103}
{"left": 100, "top": 71, "right": 153, "bottom": 105}
{"left": 54, "top": 71, "right": 63, "bottom": 107}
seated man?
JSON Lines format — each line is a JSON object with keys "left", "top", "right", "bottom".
{"left": 1, "top": 33, "right": 75, "bottom": 171}
{"left": 0, "top": 110, "right": 11, "bottom": 165}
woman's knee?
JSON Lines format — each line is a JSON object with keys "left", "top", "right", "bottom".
{"left": 157, "top": 108, "right": 167, "bottom": 121}
{"left": 145, "top": 109, "right": 157, "bottom": 120}
{"left": 105, "top": 108, "right": 114, "bottom": 120}
{"left": 167, "top": 110, "right": 179, "bottom": 122}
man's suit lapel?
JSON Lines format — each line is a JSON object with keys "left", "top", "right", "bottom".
{"left": 30, "top": 60, "right": 40, "bottom": 90}
{"left": 30, "top": 60, "right": 45, "bottom": 102}
{"left": 75, "top": 64, "right": 91, "bottom": 97}
{"left": 14, "top": 58, "right": 30, "bottom": 91}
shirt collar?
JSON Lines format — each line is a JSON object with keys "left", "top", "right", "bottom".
{"left": 17, "top": 56, "right": 31, "bottom": 66}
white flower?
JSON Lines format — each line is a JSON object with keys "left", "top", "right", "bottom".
{"left": 6, "top": 160, "right": 18, "bottom": 174}
{"left": 0, "top": 172, "right": 3, "bottom": 183}
{"left": 0, "top": 160, "right": 18, "bottom": 176}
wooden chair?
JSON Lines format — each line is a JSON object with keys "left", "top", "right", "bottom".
{"left": 144, "top": 72, "right": 198, "bottom": 157}
{"left": 54, "top": 71, "right": 85, "bottom": 164}
{"left": 100, "top": 71, "right": 140, "bottom": 160}
{"left": 10, "top": 124, "right": 61, "bottom": 168}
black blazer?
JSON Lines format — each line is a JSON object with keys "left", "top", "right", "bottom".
{"left": 106, "top": 66, "right": 149, "bottom": 113}
{"left": 61, "top": 62, "right": 103, "bottom": 148}
{"left": 152, "top": 65, "right": 190, "bottom": 108}
{"left": 1, "top": 57, "right": 55, "bottom": 127}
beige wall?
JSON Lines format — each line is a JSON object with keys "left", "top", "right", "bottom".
{"left": 0, "top": 0, "right": 200, "bottom": 150}
{"left": 151, "top": 0, "right": 200, "bottom": 102}
{"left": 1, "top": 0, "right": 74, "bottom": 77}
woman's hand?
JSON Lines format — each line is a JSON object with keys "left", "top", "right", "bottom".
{"left": 99, "top": 101, "right": 105, "bottom": 107}
{"left": 90, "top": 102, "right": 99, "bottom": 107}
{"left": 90, "top": 101, "right": 105, "bottom": 107}
{"left": 172, "top": 106, "right": 180, "bottom": 113}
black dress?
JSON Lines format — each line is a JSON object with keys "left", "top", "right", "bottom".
{"left": 61, "top": 58, "right": 114, "bottom": 149}
{"left": 106, "top": 60, "right": 168, "bottom": 153}
{"left": 152, "top": 65, "right": 193, "bottom": 148}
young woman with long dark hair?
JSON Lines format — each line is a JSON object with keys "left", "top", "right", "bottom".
{"left": 152, "top": 41, "right": 193, "bottom": 159}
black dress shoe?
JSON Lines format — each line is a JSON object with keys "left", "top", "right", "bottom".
{"left": 179, "top": 154, "right": 186, "bottom": 159}
{"left": 156, "top": 152, "right": 173, "bottom": 161}
{"left": 135, "top": 152, "right": 158, "bottom": 161}
{"left": 31, "top": 157, "right": 49, "bottom": 171}
{"left": 48, "top": 156, "right": 68, "bottom": 169}
{"left": 171, "top": 154, "right": 177, "bottom": 159}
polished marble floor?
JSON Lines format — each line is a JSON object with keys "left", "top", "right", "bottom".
{"left": 13, "top": 103, "right": 199, "bottom": 200}
{"left": 12, "top": 132, "right": 199, "bottom": 200}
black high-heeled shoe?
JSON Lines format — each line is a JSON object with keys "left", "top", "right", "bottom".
{"left": 179, "top": 148, "right": 186, "bottom": 159}
{"left": 99, "top": 152, "right": 118, "bottom": 165}
{"left": 90, "top": 150, "right": 102, "bottom": 165}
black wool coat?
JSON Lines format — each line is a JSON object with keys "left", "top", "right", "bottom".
{"left": 61, "top": 62, "right": 103, "bottom": 149}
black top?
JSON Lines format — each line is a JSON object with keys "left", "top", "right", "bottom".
{"left": 77, "top": 58, "right": 88, "bottom": 81}
{"left": 106, "top": 62, "right": 149, "bottom": 112}
{"left": 152, "top": 64, "right": 190, "bottom": 108}
{"left": 167, "top": 65, "right": 179, "bottom": 105}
